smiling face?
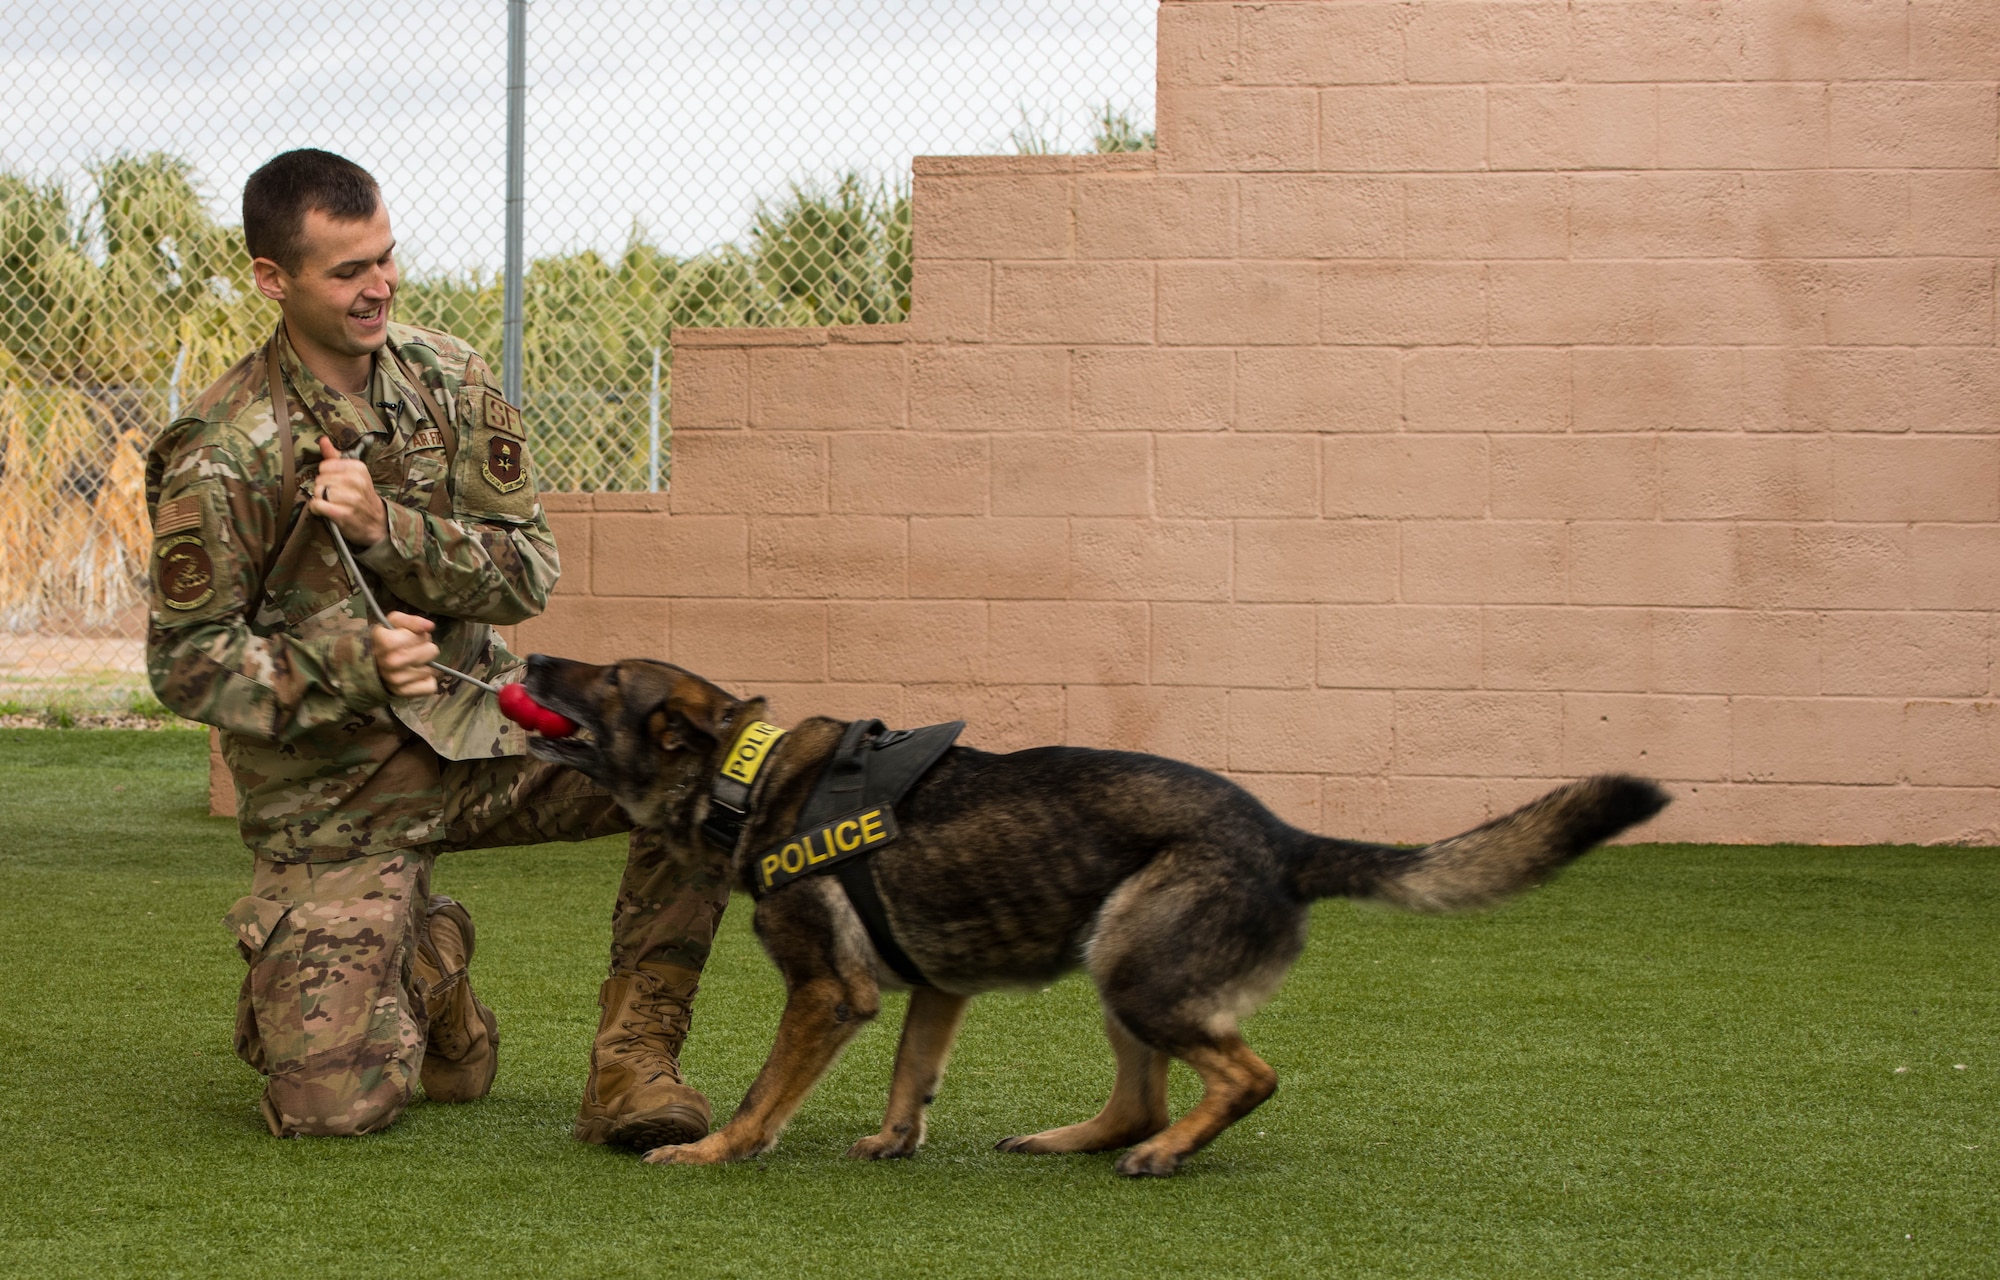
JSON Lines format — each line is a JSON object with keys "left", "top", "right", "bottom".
{"left": 253, "top": 203, "right": 398, "bottom": 392}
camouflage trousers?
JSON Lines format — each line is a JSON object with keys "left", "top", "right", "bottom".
{"left": 224, "top": 750, "right": 731, "bottom": 1138}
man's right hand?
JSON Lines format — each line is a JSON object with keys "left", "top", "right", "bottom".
{"left": 374, "top": 610, "right": 439, "bottom": 698}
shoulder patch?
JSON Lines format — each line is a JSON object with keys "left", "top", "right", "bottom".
{"left": 153, "top": 495, "right": 203, "bottom": 537}
{"left": 483, "top": 434, "right": 527, "bottom": 493}
{"left": 156, "top": 534, "right": 217, "bottom": 611}
{"left": 483, "top": 393, "right": 523, "bottom": 437}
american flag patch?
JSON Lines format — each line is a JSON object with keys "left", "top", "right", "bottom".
{"left": 153, "top": 495, "right": 203, "bottom": 536}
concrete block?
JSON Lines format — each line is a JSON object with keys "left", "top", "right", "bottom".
{"left": 1394, "top": 690, "right": 1565, "bottom": 776}
{"left": 1489, "top": 85, "right": 1658, "bottom": 170}
{"left": 827, "top": 602, "right": 986, "bottom": 683}
{"left": 1074, "top": 348, "right": 1232, "bottom": 432}
{"left": 992, "top": 262, "right": 1155, "bottom": 344}
{"left": 1406, "top": 174, "right": 1568, "bottom": 260}
{"left": 1152, "top": 601, "right": 1317, "bottom": 688}
{"left": 746, "top": 516, "right": 905, "bottom": 600}
{"left": 1653, "top": 608, "right": 1820, "bottom": 696}
{"left": 1159, "top": 86, "right": 1318, "bottom": 172}
{"left": 1240, "top": 175, "right": 1401, "bottom": 259}
{"left": 591, "top": 513, "right": 748, "bottom": 598}
{"left": 1234, "top": 519, "right": 1400, "bottom": 603}
{"left": 1155, "top": 434, "right": 1319, "bottom": 518}
{"left": 1318, "top": 604, "right": 1483, "bottom": 690}
{"left": 1065, "top": 684, "right": 1229, "bottom": 768}
{"left": 830, "top": 434, "right": 988, "bottom": 516}
{"left": 1563, "top": 692, "right": 1730, "bottom": 781}
{"left": 911, "top": 346, "right": 1069, "bottom": 432}
{"left": 992, "top": 434, "right": 1151, "bottom": 516}
{"left": 1322, "top": 262, "right": 1486, "bottom": 345}
{"left": 909, "top": 517, "right": 1069, "bottom": 599}
{"left": 1405, "top": 348, "right": 1569, "bottom": 433}
{"left": 669, "top": 601, "right": 826, "bottom": 683}
{"left": 667, "top": 431, "right": 826, "bottom": 515}
{"left": 1160, "top": 262, "right": 1320, "bottom": 345}
{"left": 1071, "top": 519, "right": 1234, "bottom": 601}
{"left": 1236, "top": 348, "right": 1400, "bottom": 433}
{"left": 1659, "top": 435, "right": 1830, "bottom": 520}
{"left": 1323, "top": 435, "right": 1489, "bottom": 518}
{"left": 987, "top": 601, "right": 1150, "bottom": 685}
{"left": 1402, "top": 521, "right": 1568, "bottom": 604}
{"left": 749, "top": 344, "right": 907, "bottom": 429}
{"left": 1320, "top": 87, "right": 1488, "bottom": 171}
{"left": 1227, "top": 688, "right": 1395, "bottom": 773}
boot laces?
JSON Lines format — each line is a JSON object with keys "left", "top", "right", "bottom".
{"left": 611, "top": 975, "right": 696, "bottom": 1084}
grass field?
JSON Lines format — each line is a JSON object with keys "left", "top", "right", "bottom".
{"left": 0, "top": 730, "right": 1992, "bottom": 1278}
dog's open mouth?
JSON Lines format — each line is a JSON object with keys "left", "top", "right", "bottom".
{"left": 521, "top": 687, "right": 601, "bottom": 764}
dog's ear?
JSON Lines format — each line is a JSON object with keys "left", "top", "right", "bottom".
{"left": 649, "top": 674, "right": 738, "bottom": 754}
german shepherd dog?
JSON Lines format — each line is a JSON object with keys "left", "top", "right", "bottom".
{"left": 525, "top": 656, "right": 1668, "bottom": 1177}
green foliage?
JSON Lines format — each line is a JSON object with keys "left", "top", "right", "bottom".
{"left": 751, "top": 174, "right": 911, "bottom": 326}
{"left": 1012, "top": 103, "right": 1159, "bottom": 156}
{"left": 0, "top": 156, "right": 920, "bottom": 495}
{"left": 0, "top": 155, "right": 924, "bottom": 639}
{"left": 1092, "top": 106, "right": 1156, "bottom": 153}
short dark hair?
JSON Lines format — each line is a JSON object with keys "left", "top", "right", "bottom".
{"left": 241, "top": 149, "right": 381, "bottom": 272}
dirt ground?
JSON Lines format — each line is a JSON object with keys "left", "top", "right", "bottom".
{"left": 0, "top": 632, "right": 152, "bottom": 715}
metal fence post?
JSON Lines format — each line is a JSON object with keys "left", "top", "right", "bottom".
{"left": 502, "top": 0, "right": 528, "bottom": 406}
{"left": 648, "top": 346, "right": 663, "bottom": 491}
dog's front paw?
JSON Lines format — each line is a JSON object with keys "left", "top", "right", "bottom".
{"left": 847, "top": 1131, "right": 918, "bottom": 1161}
{"left": 1113, "top": 1143, "right": 1183, "bottom": 1178}
{"left": 642, "top": 1134, "right": 735, "bottom": 1166}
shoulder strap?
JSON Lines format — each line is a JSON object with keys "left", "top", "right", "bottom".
{"left": 834, "top": 856, "right": 930, "bottom": 989}
{"left": 385, "top": 342, "right": 460, "bottom": 518}
{"left": 264, "top": 331, "right": 299, "bottom": 582}
{"left": 800, "top": 718, "right": 946, "bottom": 990}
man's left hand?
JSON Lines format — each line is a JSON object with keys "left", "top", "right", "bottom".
{"left": 311, "top": 435, "right": 388, "bottom": 548}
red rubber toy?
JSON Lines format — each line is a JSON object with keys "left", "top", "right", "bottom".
{"left": 498, "top": 682, "right": 579, "bottom": 738}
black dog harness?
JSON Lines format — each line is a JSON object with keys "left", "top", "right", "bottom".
{"left": 707, "top": 717, "right": 962, "bottom": 988}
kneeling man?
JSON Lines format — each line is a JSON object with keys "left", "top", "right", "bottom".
{"left": 147, "top": 149, "right": 720, "bottom": 1146}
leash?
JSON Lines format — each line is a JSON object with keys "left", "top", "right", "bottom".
{"left": 324, "top": 515, "right": 499, "bottom": 694}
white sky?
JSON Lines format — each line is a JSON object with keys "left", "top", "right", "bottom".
{"left": 2, "top": 0, "right": 1156, "bottom": 273}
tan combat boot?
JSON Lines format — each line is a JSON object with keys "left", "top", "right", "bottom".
{"left": 412, "top": 895, "right": 499, "bottom": 1103}
{"left": 573, "top": 960, "right": 712, "bottom": 1149}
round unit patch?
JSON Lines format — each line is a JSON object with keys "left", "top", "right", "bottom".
{"left": 483, "top": 435, "right": 526, "bottom": 493}
{"left": 156, "top": 534, "right": 217, "bottom": 610}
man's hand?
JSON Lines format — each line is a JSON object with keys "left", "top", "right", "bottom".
{"left": 374, "top": 610, "right": 439, "bottom": 698}
{"left": 312, "top": 435, "right": 388, "bottom": 548}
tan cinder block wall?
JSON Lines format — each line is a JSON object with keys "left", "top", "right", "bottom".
{"left": 506, "top": 2, "right": 1998, "bottom": 845}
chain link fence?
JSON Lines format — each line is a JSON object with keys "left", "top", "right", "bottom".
{"left": 0, "top": 0, "right": 1154, "bottom": 717}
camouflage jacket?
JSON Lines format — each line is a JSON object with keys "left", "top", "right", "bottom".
{"left": 146, "top": 322, "right": 558, "bottom": 861}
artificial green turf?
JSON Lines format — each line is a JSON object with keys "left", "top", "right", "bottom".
{"left": 0, "top": 730, "right": 1992, "bottom": 1278}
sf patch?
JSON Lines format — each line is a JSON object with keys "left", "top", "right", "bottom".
{"left": 483, "top": 433, "right": 526, "bottom": 493}
{"left": 484, "top": 390, "right": 522, "bottom": 436}
{"left": 156, "top": 534, "right": 216, "bottom": 610}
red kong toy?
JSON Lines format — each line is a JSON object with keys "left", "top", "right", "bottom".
{"left": 498, "top": 681, "right": 579, "bottom": 738}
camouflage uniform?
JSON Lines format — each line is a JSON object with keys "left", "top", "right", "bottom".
{"left": 150, "top": 322, "right": 729, "bottom": 1137}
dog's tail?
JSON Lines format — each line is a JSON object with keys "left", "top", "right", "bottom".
{"left": 1289, "top": 774, "right": 1669, "bottom": 911}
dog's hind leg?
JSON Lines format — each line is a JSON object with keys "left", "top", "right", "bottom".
{"left": 1113, "top": 1035, "right": 1276, "bottom": 1178}
{"left": 995, "top": 1009, "right": 1169, "bottom": 1155}
{"left": 848, "top": 987, "right": 972, "bottom": 1160}
{"left": 644, "top": 974, "right": 877, "bottom": 1165}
